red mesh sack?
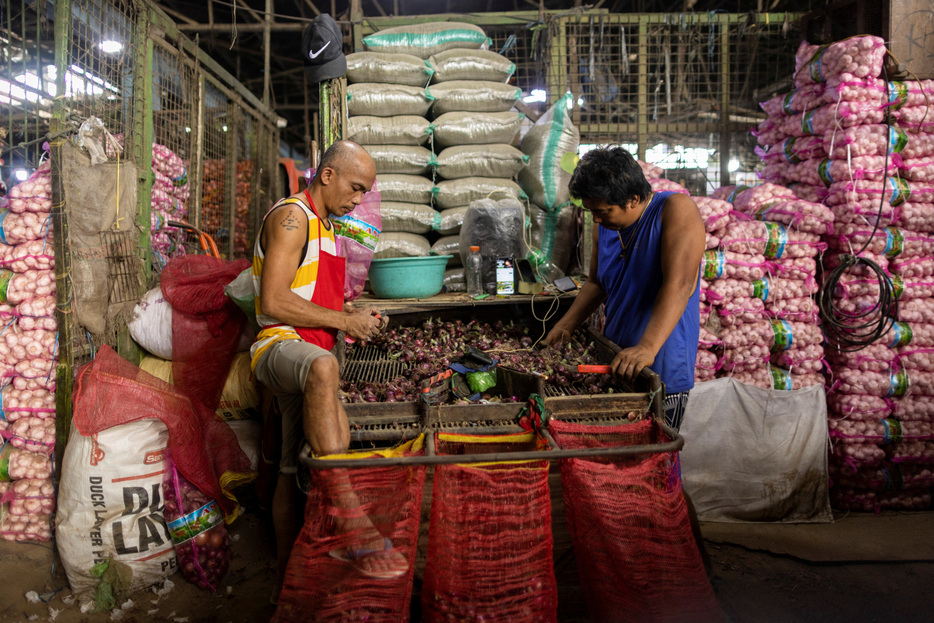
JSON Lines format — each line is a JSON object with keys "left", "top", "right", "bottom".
{"left": 160, "top": 255, "right": 250, "bottom": 412}
{"left": 72, "top": 345, "right": 254, "bottom": 520}
{"left": 549, "top": 419, "right": 723, "bottom": 623}
{"left": 421, "top": 431, "right": 557, "bottom": 623}
{"left": 273, "top": 438, "right": 426, "bottom": 623}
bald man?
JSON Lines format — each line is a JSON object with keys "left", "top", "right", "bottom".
{"left": 251, "top": 141, "right": 404, "bottom": 602}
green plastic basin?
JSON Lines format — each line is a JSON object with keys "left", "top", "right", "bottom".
{"left": 367, "top": 255, "right": 453, "bottom": 299}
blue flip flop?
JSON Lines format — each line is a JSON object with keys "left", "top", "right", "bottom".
{"left": 328, "top": 537, "right": 408, "bottom": 580}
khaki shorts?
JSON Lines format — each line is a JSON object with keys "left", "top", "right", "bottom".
{"left": 252, "top": 338, "right": 335, "bottom": 474}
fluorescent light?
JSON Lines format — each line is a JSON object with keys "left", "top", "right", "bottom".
{"left": 99, "top": 40, "right": 123, "bottom": 54}
{"left": 728, "top": 159, "right": 740, "bottom": 172}
{"left": 522, "top": 89, "right": 546, "bottom": 103}
{"left": 13, "top": 169, "right": 28, "bottom": 181}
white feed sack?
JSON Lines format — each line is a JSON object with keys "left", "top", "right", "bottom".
{"left": 373, "top": 232, "right": 431, "bottom": 259}
{"left": 437, "top": 206, "right": 470, "bottom": 236}
{"left": 434, "top": 177, "right": 527, "bottom": 210}
{"left": 428, "top": 49, "right": 515, "bottom": 83}
{"left": 428, "top": 80, "right": 522, "bottom": 115}
{"left": 374, "top": 173, "right": 437, "bottom": 204}
{"left": 431, "top": 111, "right": 523, "bottom": 148}
{"left": 379, "top": 201, "right": 441, "bottom": 234}
{"left": 56, "top": 419, "right": 177, "bottom": 596}
{"left": 347, "top": 83, "right": 434, "bottom": 117}
{"left": 435, "top": 144, "right": 529, "bottom": 180}
{"left": 519, "top": 93, "right": 580, "bottom": 211}
{"left": 431, "top": 235, "right": 462, "bottom": 267}
{"left": 347, "top": 115, "right": 432, "bottom": 146}
{"left": 362, "top": 22, "right": 490, "bottom": 59}
{"left": 345, "top": 51, "right": 434, "bottom": 86}
{"left": 362, "top": 144, "right": 435, "bottom": 175}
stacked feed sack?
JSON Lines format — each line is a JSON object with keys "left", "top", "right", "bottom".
{"left": 345, "top": 49, "right": 437, "bottom": 261}
{"left": 0, "top": 161, "right": 56, "bottom": 543}
{"left": 701, "top": 183, "right": 830, "bottom": 390}
{"left": 354, "top": 22, "right": 526, "bottom": 285}
{"left": 426, "top": 37, "right": 526, "bottom": 282}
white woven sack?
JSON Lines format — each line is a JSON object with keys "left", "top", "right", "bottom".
{"left": 128, "top": 287, "right": 173, "bottom": 360}
{"left": 347, "top": 83, "right": 433, "bottom": 117}
{"left": 379, "top": 202, "right": 441, "bottom": 234}
{"left": 56, "top": 419, "right": 176, "bottom": 596}
{"left": 346, "top": 52, "right": 433, "bottom": 86}
{"left": 519, "top": 92, "right": 580, "bottom": 210}
{"left": 373, "top": 232, "right": 431, "bottom": 258}
{"left": 435, "top": 144, "right": 529, "bottom": 180}
{"left": 434, "top": 177, "right": 527, "bottom": 209}
{"left": 428, "top": 49, "right": 515, "bottom": 82}
{"left": 362, "top": 22, "right": 490, "bottom": 59}
{"left": 429, "top": 81, "right": 521, "bottom": 115}
{"left": 347, "top": 115, "right": 431, "bottom": 146}
{"left": 375, "top": 173, "right": 436, "bottom": 204}
{"left": 431, "top": 111, "right": 523, "bottom": 147}
{"left": 364, "top": 144, "right": 435, "bottom": 175}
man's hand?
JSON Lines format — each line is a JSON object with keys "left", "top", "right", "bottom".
{"left": 610, "top": 344, "right": 655, "bottom": 384}
{"left": 343, "top": 306, "right": 386, "bottom": 340}
{"left": 543, "top": 322, "right": 574, "bottom": 347}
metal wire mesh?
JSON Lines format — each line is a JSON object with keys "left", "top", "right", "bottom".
{"left": 61, "top": 0, "right": 138, "bottom": 151}
{"left": 199, "top": 79, "right": 232, "bottom": 253}
{"left": 354, "top": 11, "right": 797, "bottom": 195}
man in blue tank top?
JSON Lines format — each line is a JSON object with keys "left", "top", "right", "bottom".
{"left": 544, "top": 146, "right": 705, "bottom": 431}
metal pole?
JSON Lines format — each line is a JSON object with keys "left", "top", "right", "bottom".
{"left": 263, "top": 0, "right": 272, "bottom": 107}
{"left": 51, "top": 0, "right": 74, "bottom": 471}
{"left": 637, "top": 16, "right": 648, "bottom": 161}
{"left": 719, "top": 14, "right": 731, "bottom": 187}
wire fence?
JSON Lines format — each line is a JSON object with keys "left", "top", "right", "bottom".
{"left": 0, "top": 0, "right": 279, "bottom": 443}
{"left": 356, "top": 10, "right": 800, "bottom": 195}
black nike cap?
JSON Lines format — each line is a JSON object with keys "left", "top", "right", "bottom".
{"left": 302, "top": 14, "right": 346, "bottom": 83}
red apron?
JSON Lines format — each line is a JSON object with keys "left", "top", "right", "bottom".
{"left": 294, "top": 190, "right": 344, "bottom": 351}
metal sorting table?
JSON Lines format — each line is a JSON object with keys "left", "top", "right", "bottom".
{"left": 301, "top": 299, "right": 682, "bottom": 470}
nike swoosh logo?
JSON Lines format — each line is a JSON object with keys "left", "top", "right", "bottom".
{"left": 308, "top": 41, "right": 331, "bottom": 59}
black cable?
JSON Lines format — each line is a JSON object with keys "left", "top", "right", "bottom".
{"left": 818, "top": 63, "right": 898, "bottom": 353}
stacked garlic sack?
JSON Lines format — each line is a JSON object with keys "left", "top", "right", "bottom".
{"left": 692, "top": 196, "right": 733, "bottom": 383}
{"left": 702, "top": 183, "right": 830, "bottom": 390}
{"left": 753, "top": 35, "right": 934, "bottom": 511}
{"left": 104, "top": 136, "right": 190, "bottom": 262}
{"left": 150, "top": 143, "right": 191, "bottom": 262}
{"left": 0, "top": 161, "right": 56, "bottom": 542}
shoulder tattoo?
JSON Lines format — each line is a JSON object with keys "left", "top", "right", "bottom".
{"left": 280, "top": 211, "right": 301, "bottom": 231}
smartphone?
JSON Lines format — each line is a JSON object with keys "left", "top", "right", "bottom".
{"left": 515, "top": 258, "right": 537, "bottom": 283}
{"left": 495, "top": 258, "right": 515, "bottom": 295}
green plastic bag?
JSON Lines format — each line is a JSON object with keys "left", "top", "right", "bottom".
{"left": 466, "top": 369, "right": 496, "bottom": 394}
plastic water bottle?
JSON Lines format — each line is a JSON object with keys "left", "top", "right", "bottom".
{"left": 466, "top": 246, "right": 483, "bottom": 296}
